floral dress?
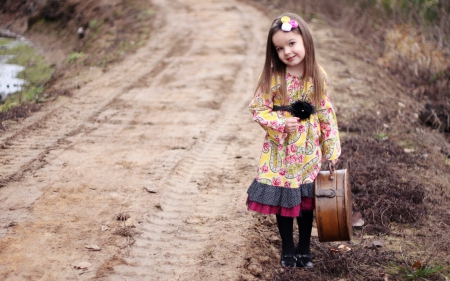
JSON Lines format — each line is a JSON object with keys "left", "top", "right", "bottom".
{"left": 246, "top": 70, "right": 341, "bottom": 217}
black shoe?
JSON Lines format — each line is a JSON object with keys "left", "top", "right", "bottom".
{"left": 295, "top": 254, "right": 313, "bottom": 268}
{"left": 280, "top": 252, "right": 297, "bottom": 268}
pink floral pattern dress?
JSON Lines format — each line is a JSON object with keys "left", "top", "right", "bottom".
{"left": 246, "top": 69, "right": 341, "bottom": 217}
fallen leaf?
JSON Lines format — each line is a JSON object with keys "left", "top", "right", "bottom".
{"left": 352, "top": 212, "right": 365, "bottom": 227}
{"left": 338, "top": 244, "right": 352, "bottom": 251}
{"left": 73, "top": 261, "right": 92, "bottom": 269}
{"left": 328, "top": 246, "right": 340, "bottom": 254}
{"left": 85, "top": 245, "right": 101, "bottom": 251}
{"left": 372, "top": 240, "right": 384, "bottom": 248}
{"left": 412, "top": 260, "right": 422, "bottom": 269}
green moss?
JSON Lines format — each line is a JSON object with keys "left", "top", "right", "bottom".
{"left": 0, "top": 38, "right": 12, "bottom": 46}
{"left": 89, "top": 19, "right": 104, "bottom": 34}
{"left": 0, "top": 41, "right": 53, "bottom": 112}
{"left": 138, "top": 9, "right": 155, "bottom": 20}
{"left": 67, "top": 52, "right": 84, "bottom": 64}
{"left": 381, "top": 0, "right": 393, "bottom": 15}
{"left": 2, "top": 43, "right": 53, "bottom": 86}
{"left": 0, "top": 86, "right": 46, "bottom": 112}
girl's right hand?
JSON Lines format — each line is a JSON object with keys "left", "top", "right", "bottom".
{"left": 284, "top": 117, "right": 300, "bottom": 133}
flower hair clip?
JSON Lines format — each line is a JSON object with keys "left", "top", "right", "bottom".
{"left": 280, "top": 16, "right": 299, "bottom": 32}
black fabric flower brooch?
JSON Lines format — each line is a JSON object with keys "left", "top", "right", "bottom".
{"left": 272, "top": 100, "right": 316, "bottom": 119}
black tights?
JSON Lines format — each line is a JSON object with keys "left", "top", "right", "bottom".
{"left": 276, "top": 210, "right": 314, "bottom": 255}
{"left": 297, "top": 210, "right": 314, "bottom": 255}
{"left": 276, "top": 215, "right": 294, "bottom": 255}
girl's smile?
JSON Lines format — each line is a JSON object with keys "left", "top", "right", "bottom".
{"left": 272, "top": 30, "right": 306, "bottom": 76}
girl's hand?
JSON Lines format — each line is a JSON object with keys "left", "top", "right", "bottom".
{"left": 330, "top": 159, "right": 338, "bottom": 166}
{"left": 284, "top": 117, "right": 300, "bottom": 133}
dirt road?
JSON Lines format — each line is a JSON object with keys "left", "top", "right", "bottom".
{"left": 0, "top": 0, "right": 427, "bottom": 280}
{"left": 0, "top": 0, "right": 268, "bottom": 280}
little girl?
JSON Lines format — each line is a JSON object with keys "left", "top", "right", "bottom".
{"left": 246, "top": 13, "right": 341, "bottom": 268}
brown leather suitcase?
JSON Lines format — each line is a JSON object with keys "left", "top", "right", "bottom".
{"left": 314, "top": 164, "right": 352, "bottom": 242}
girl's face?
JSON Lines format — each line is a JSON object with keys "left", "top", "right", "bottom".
{"left": 272, "top": 30, "right": 306, "bottom": 75}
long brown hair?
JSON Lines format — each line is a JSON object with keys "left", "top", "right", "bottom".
{"left": 255, "top": 13, "right": 324, "bottom": 107}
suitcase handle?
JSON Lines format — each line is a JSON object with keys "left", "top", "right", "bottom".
{"left": 316, "top": 188, "right": 336, "bottom": 198}
{"left": 328, "top": 162, "right": 335, "bottom": 181}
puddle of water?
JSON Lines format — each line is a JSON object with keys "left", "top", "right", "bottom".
{"left": 0, "top": 37, "right": 53, "bottom": 110}
{"left": 0, "top": 43, "right": 27, "bottom": 101}
{"left": 0, "top": 39, "right": 26, "bottom": 101}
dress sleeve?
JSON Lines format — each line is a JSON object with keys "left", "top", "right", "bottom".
{"left": 317, "top": 74, "right": 341, "bottom": 161}
{"left": 248, "top": 83, "right": 288, "bottom": 145}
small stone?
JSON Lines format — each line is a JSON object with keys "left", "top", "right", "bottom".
{"left": 101, "top": 225, "right": 109, "bottom": 231}
{"left": 240, "top": 274, "right": 255, "bottom": 281}
{"left": 403, "top": 229, "right": 413, "bottom": 235}
{"left": 73, "top": 261, "right": 92, "bottom": 269}
{"left": 248, "top": 263, "right": 262, "bottom": 276}
{"left": 85, "top": 245, "right": 101, "bottom": 251}
{"left": 311, "top": 227, "right": 318, "bottom": 237}
{"left": 237, "top": 209, "right": 248, "bottom": 214}
{"left": 269, "top": 235, "right": 280, "bottom": 242}
{"left": 270, "top": 245, "right": 279, "bottom": 259}
{"left": 259, "top": 256, "right": 270, "bottom": 263}
{"left": 144, "top": 186, "right": 157, "bottom": 193}
{"left": 125, "top": 217, "right": 136, "bottom": 228}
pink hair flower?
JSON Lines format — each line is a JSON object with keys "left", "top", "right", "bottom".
{"left": 289, "top": 20, "right": 299, "bottom": 29}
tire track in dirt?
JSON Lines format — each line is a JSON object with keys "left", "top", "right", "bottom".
{"left": 0, "top": 1, "right": 193, "bottom": 235}
{"left": 0, "top": 0, "right": 267, "bottom": 280}
{"left": 0, "top": 28, "right": 191, "bottom": 189}
{"left": 107, "top": 1, "right": 268, "bottom": 280}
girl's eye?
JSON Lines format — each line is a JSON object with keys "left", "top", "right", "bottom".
{"left": 276, "top": 48, "right": 283, "bottom": 52}
{"left": 290, "top": 42, "right": 295, "bottom": 46}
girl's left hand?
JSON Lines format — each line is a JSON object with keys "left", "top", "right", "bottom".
{"left": 284, "top": 117, "right": 299, "bottom": 133}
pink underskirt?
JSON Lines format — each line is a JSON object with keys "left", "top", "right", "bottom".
{"left": 247, "top": 197, "right": 314, "bottom": 217}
